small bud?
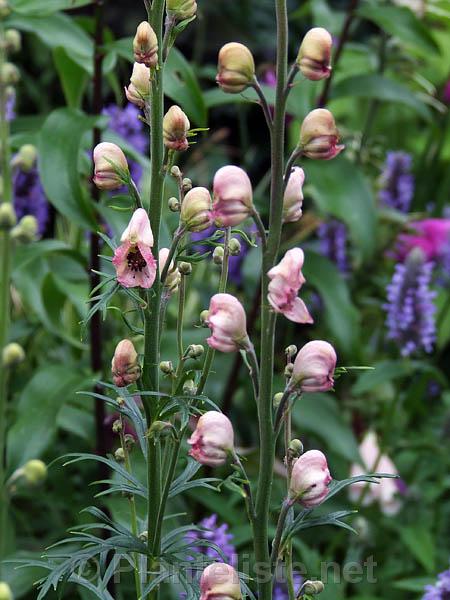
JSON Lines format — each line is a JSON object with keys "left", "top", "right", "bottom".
{"left": 297, "top": 27, "right": 332, "bottom": 81}
{"left": 125, "top": 62, "right": 151, "bottom": 108}
{"left": 93, "top": 142, "right": 129, "bottom": 190}
{"left": 299, "top": 109, "right": 344, "bottom": 160}
{"left": 183, "top": 379, "right": 197, "bottom": 395}
{"left": 0, "top": 203, "right": 16, "bottom": 230}
{"left": 163, "top": 105, "right": 190, "bottom": 152}
{"left": 283, "top": 167, "right": 304, "bottom": 223}
{"left": 11, "top": 215, "right": 38, "bottom": 243}
{"left": 168, "top": 197, "right": 180, "bottom": 212}
{"left": 159, "top": 248, "right": 181, "bottom": 294}
{"left": 160, "top": 360, "right": 174, "bottom": 375}
{"left": 187, "top": 344, "right": 204, "bottom": 359}
{"left": 180, "top": 186, "right": 212, "bottom": 232}
{"left": 4, "top": 29, "right": 21, "bottom": 54}
{"left": 291, "top": 340, "right": 337, "bottom": 393}
{"left": 228, "top": 238, "right": 241, "bottom": 256}
{"left": 273, "top": 392, "right": 284, "bottom": 407}
{"left": 289, "top": 450, "right": 332, "bottom": 507}
{"left": 216, "top": 42, "right": 255, "bottom": 94}
{"left": 199, "top": 309, "right": 210, "bottom": 326}
{"left": 116, "top": 396, "right": 125, "bottom": 407}
{"left": 111, "top": 339, "right": 141, "bottom": 387}
{"left": 124, "top": 434, "right": 135, "bottom": 450}
{"left": 284, "top": 363, "right": 293, "bottom": 378}
{"left": 2, "top": 342, "right": 25, "bottom": 367}
{"left": 133, "top": 21, "right": 158, "bottom": 68}
{"left": 285, "top": 344, "right": 297, "bottom": 358}
{"left": 0, "top": 582, "right": 13, "bottom": 600}
{"left": 139, "top": 530, "right": 148, "bottom": 541}
{"left": 1, "top": 62, "right": 19, "bottom": 85}
{"left": 11, "top": 144, "right": 37, "bottom": 172}
{"left": 213, "top": 246, "right": 224, "bottom": 265}
{"left": 148, "top": 420, "right": 175, "bottom": 440}
{"left": 188, "top": 412, "right": 235, "bottom": 467}
{"left": 112, "top": 419, "right": 122, "bottom": 433}
{"left": 212, "top": 165, "right": 253, "bottom": 227}
{"left": 200, "top": 563, "right": 242, "bottom": 600}
{"left": 288, "top": 438, "right": 304, "bottom": 458}
{"left": 22, "top": 459, "right": 47, "bottom": 485}
{"left": 115, "top": 448, "right": 125, "bottom": 462}
{"left": 301, "top": 580, "right": 325, "bottom": 595}
{"left": 206, "top": 293, "right": 251, "bottom": 352}
{"left": 178, "top": 261, "right": 192, "bottom": 275}
{"left": 0, "top": 0, "right": 11, "bottom": 18}
{"left": 171, "top": 165, "right": 182, "bottom": 178}
{"left": 167, "top": 0, "right": 197, "bottom": 21}
{"left": 182, "top": 177, "right": 192, "bottom": 192}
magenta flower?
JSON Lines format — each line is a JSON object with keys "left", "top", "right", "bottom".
{"left": 200, "top": 563, "right": 242, "bottom": 600}
{"left": 206, "top": 293, "right": 251, "bottom": 352}
{"left": 397, "top": 218, "right": 450, "bottom": 262}
{"left": 188, "top": 411, "right": 234, "bottom": 467}
{"left": 112, "top": 208, "right": 157, "bottom": 288}
{"left": 289, "top": 449, "right": 332, "bottom": 507}
{"left": 267, "top": 248, "right": 313, "bottom": 323}
{"left": 291, "top": 340, "right": 337, "bottom": 393}
{"left": 212, "top": 165, "right": 253, "bottom": 227}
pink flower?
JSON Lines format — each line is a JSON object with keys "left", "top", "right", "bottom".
{"left": 112, "top": 208, "right": 157, "bottom": 288}
{"left": 289, "top": 449, "right": 332, "bottom": 507}
{"left": 212, "top": 165, "right": 253, "bottom": 227}
{"left": 296, "top": 27, "right": 332, "bottom": 81}
{"left": 283, "top": 167, "right": 305, "bottom": 223}
{"left": 349, "top": 431, "right": 401, "bottom": 515}
{"left": 188, "top": 411, "right": 234, "bottom": 467}
{"left": 267, "top": 248, "right": 313, "bottom": 323}
{"left": 200, "top": 563, "right": 242, "bottom": 600}
{"left": 93, "top": 142, "right": 129, "bottom": 190}
{"left": 111, "top": 339, "right": 141, "bottom": 387}
{"left": 396, "top": 218, "right": 450, "bottom": 261}
{"left": 299, "top": 109, "right": 344, "bottom": 160}
{"left": 291, "top": 340, "right": 336, "bottom": 392}
{"left": 206, "top": 293, "right": 250, "bottom": 352}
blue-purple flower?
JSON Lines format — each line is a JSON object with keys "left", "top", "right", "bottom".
{"left": 273, "top": 569, "right": 303, "bottom": 600}
{"left": 186, "top": 514, "right": 237, "bottom": 566}
{"left": 423, "top": 564, "right": 450, "bottom": 599}
{"left": 383, "top": 249, "right": 436, "bottom": 357}
{"left": 317, "top": 219, "right": 349, "bottom": 273}
{"left": 13, "top": 162, "right": 49, "bottom": 236}
{"left": 379, "top": 151, "right": 414, "bottom": 213}
{"left": 5, "top": 87, "right": 15, "bottom": 122}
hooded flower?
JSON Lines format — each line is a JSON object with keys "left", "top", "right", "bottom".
{"left": 289, "top": 449, "right": 332, "bottom": 507}
{"left": 200, "top": 563, "right": 242, "bottom": 600}
{"left": 188, "top": 411, "right": 234, "bottom": 467}
{"left": 112, "top": 208, "right": 157, "bottom": 288}
{"left": 296, "top": 27, "right": 332, "bottom": 81}
{"left": 111, "top": 339, "right": 141, "bottom": 387}
{"left": 267, "top": 248, "right": 313, "bottom": 323}
{"left": 205, "top": 293, "right": 251, "bottom": 352}
{"left": 299, "top": 109, "right": 344, "bottom": 160}
{"left": 291, "top": 340, "right": 336, "bottom": 392}
{"left": 212, "top": 165, "right": 253, "bottom": 227}
{"left": 283, "top": 167, "right": 304, "bottom": 223}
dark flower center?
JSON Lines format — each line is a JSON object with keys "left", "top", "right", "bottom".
{"left": 127, "top": 248, "right": 147, "bottom": 272}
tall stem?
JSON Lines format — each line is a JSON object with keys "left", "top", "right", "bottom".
{"left": 254, "top": 0, "right": 288, "bottom": 593}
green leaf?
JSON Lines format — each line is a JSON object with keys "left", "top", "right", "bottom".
{"left": 330, "top": 74, "right": 432, "bottom": 121}
{"left": 6, "top": 366, "right": 91, "bottom": 470}
{"left": 38, "top": 108, "right": 98, "bottom": 229}
{"left": 165, "top": 49, "right": 207, "bottom": 126}
{"left": 302, "top": 252, "right": 360, "bottom": 354}
{"left": 352, "top": 360, "right": 414, "bottom": 394}
{"left": 357, "top": 4, "right": 440, "bottom": 56}
{"left": 392, "top": 577, "right": 435, "bottom": 592}
{"left": 53, "top": 47, "right": 89, "bottom": 108}
{"left": 9, "top": 0, "right": 93, "bottom": 15}
{"left": 305, "top": 155, "right": 377, "bottom": 260}
{"left": 398, "top": 525, "right": 435, "bottom": 573}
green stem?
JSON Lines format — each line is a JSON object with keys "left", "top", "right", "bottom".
{"left": 251, "top": 208, "right": 267, "bottom": 252}
{"left": 270, "top": 499, "right": 291, "bottom": 571}
{"left": 232, "top": 453, "right": 256, "bottom": 525}
{"left": 160, "top": 226, "right": 184, "bottom": 284}
{"left": 176, "top": 274, "right": 185, "bottom": 364}
{"left": 284, "top": 409, "right": 295, "bottom": 600}
{"left": 252, "top": 78, "right": 273, "bottom": 133}
{"left": 244, "top": 345, "right": 260, "bottom": 403}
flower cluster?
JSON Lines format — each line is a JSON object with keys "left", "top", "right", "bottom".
{"left": 186, "top": 514, "right": 236, "bottom": 566}
{"left": 423, "top": 564, "right": 450, "bottom": 600}
{"left": 379, "top": 151, "right": 414, "bottom": 213}
{"left": 12, "top": 148, "right": 49, "bottom": 236}
{"left": 317, "top": 219, "right": 349, "bottom": 273}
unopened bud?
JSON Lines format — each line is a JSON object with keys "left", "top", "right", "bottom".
{"left": 93, "top": 142, "right": 129, "bottom": 190}
{"left": 0, "top": 582, "right": 12, "bottom": 600}
{"left": 180, "top": 186, "right": 212, "bottom": 232}
{"left": 297, "top": 28, "right": 332, "bottom": 81}
{"left": 299, "top": 109, "right": 344, "bottom": 160}
{"left": 115, "top": 448, "right": 125, "bottom": 462}
{"left": 159, "top": 247, "right": 181, "bottom": 294}
{"left": 289, "top": 451, "right": 331, "bottom": 507}
{"left": 188, "top": 412, "right": 235, "bottom": 467}
{"left": 12, "top": 144, "right": 37, "bottom": 172}
{"left": 284, "top": 363, "right": 294, "bottom": 378}
{"left": 182, "top": 177, "right": 192, "bottom": 192}
{"left": 148, "top": 420, "right": 174, "bottom": 440}
{"left": 0, "top": 203, "right": 16, "bottom": 230}
{"left": 124, "top": 434, "right": 135, "bottom": 450}
{"left": 187, "top": 344, "right": 204, "bottom": 359}
{"left": 0, "top": 0, "right": 11, "bottom": 18}
{"left": 285, "top": 344, "right": 298, "bottom": 358}
{"left": 216, "top": 42, "right": 255, "bottom": 94}
{"left": 112, "top": 419, "right": 122, "bottom": 433}
{"left": 133, "top": 21, "right": 158, "bottom": 68}
{"left": 288, "top": 438, "right": 304, "bottom": 458}
{"left": 111, "top": 339, "right": 141, "bottom": 387}
{"left": 160, "top": 360, "right": 174, "bottom": 375}
{"left": 171, "top": 165, "right": 182, "bottom": 178}
{"left": 4, "top": 29, "right": 21, "bottom": 53}
{"left": 116, "top": 396, "right": 125, "bottom": 407}
{"left": 200, "top": 309, "right": 210, "bottom": 326}
{"left": 163, "top": 105, "right": 190, "bottom": 152}
{"left": 167, "top": 0, "right": 197, "bottom": 21}
{"left": 273, "top": 392, "right": 284, "bottom": 407}
{"left": 11, "top": 215, "right": 38, "bottom": 243}
{"left": 291, "top": 340, "right": 337, "bottom": 392}
{"left": 228, "top": 238, "right": 241, "bottom": 256}
{"left": 301, "top": 580, "right": 325, "bottom": 595}
{"left": 139, "top": 530, "right": 148, "bottom": 541}
{"left": 178, "top": 261, "right": 192, "bottom": 275}
{"left": 283, "top": 167, "right": 304, "bottom": 223}
{"left": 213, "top": 246, "right": 224, "bottom": 264}
{"left": 183, "top": 379, "right": 197, "bottom": 395}
{"left": 1, "top": 62, "right": 19, "bottom": 85}
{"left": 22, "top": 459, "right": 47, "bottom": 485}
{"left": 168, "top": 197, "right": 180, "bottom": 212}
{"left": 125, "top": 62, "right": 151, "bottom": 108}
{"left": 2, "top": 342, "right": 25, "bottom": 367}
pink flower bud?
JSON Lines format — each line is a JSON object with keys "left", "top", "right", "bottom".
{"left": 299, "top": 109, "right": 344, "bottom": 160}
{"left": 289, "top": 449, "right": 332, "bottom": 507}
{"left": 297, "top": 28, "right": 332, "bottom": 81}
{"left": 181, "top": 186, "right": 212, "bottom": 232}
{"left": 125, "top": 62, "right": 151, "bottom": 108}
{"left": 200, "top": 563, "right": 242, "bottom": 600}
{"left": 167, "top": 0, "right": 197, "bottom": 21}
{"left": 112, "top": 208, "right": 157, "bottom": 288}
{"left": 133, "top": 21, "right": 158, "bottom": 68}
{"left": 267, "top": 248, "right": 313, "bottom": 323}
{"left": 283, "top": 167, "right": 305, "bottom": 223}
{"left": 188, "top": 411, "right": 234, "bottom": 467}
{"left": 163, "top": 105, "right": 190, "bottom": 152}
{"left": 93, "top": 142, "right": 129, "bottom": 190}
{"left": 216, "top": 42, "right": 255, "bottom": 94}
{"left": 212, "top": 165, "right": 253, "bottom": 227}
{"left": 111, "top": 339, "right": 141, "bottom": 387}
{"left": 159, "top": 247, "right": 181, "bottom": 294}
{"left": 206, "top": 293, "right": 250, "bottom": 352}
{"left": 291, "top": 340, "right": 337, "bottom": 392}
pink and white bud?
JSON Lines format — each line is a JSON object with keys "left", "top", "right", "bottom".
{"left": 200, "top": 563, "right": 242, "bottom": 600}
{"left": 212, "top": 165, "right": 253, "bottom": 227}
{"left": 111, "top": 339, "right": 141, "bottom": 387}
{"left": 167, "top": 0, "right": 197, "bottom": 21}
{"left": 188, "top": 411, "right": 234, "bottom": 467}
{"left": 216, "top": 42, "right": 255, "bottom": 94}
{"left": 289, "top": 449, "right": 332, "bottom": 507}
{"left": 112, "top": 208, "right": 157, "bottom": 288}
{"left": 125, "top": 62, "right": 151, "bottom": 108}
{"left": 267, "top": 248, "right": 313, "bottom": 323}
{"left": 133, "top": 21, "right": 158, "bottom": 68}
{"left": 299, "top": 109, "right": 344, "bottom": 160}
{"left": 206, "top": 293, "right": 250, "bottom": 352}
{"left": 297, "top": 27, "right": 332, "bottom": 81}
{"left": 181, "top": 186, "right": 212, "bottom": 232}
{"left": 291, "top": 340, "right": 337, "bottom": 392}
{"left": 163, "top": 105, "right": 190, "bottom": 152}
{"left": 283, "top": 167, "right": 305, "bottom": 223}
{"left": 159, "top": 248, "right": 181, "bottom": 294}
{"left": 93, "top": 142, "right": 129, "bottom": 190}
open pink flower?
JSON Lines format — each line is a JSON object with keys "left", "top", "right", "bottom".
{"left": 112, "top": 208, "right": 157, "bottom": 288}
{"left": 206, "top": 293, "right": 251, "bottom": 352}
{"left": 188, "top": 411, "right": 234, "bottom": 467}
{"left": 396, "top": 218, "right": 450, "bottom": 261}
{"left": 289, "top": 449, "right": 332, "bottom": 507}
{"left": 200, "top": 563, "right": 242, "bottom": 600}
{"left": 267, "top": 248, "right": 313, "bottom": 323}
{"left": 212, "top": 165, "right": 253, "bottom": 227}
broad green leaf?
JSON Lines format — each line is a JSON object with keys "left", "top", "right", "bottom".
{"left": 9, "top": 0, "right": 92, "bottom": 15}
{"left": 7, "top": 366, "right": 91, "bottom": 470}
{"left": 398, "top": 525, "right": 435, "bottom": 573}
{"left": 330, "top": 74, "right": 432, "bottom": 121}
{"left": 305, "top": 155, "right": 377, "bottom": 260}
{"left": 357, "top": 4, "right": 440, "bottom": 56}
{"left": 53, "top": 47, "right": 89, "bottom": 108}
{"left": 165, "top": 49, "right": 207, "bottom": 126}
{"left": 392, "top": 577, "right": 435, "bottom": 592}
{"left": 352, "top": 360, "right": 414, "bottom": 394}
{"left": 302, "top": 252, "right": 360, "bottom": 354}
{"left": 38, "top": 108, "right": 98, "bottom": 229}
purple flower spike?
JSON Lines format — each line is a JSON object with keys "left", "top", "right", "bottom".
{"left": 379, "top": 151, "right": 414, "bottom": 213}
{"left": 186, "top": 514, "right": 237, "bottom": 567}
{"left": 13, "top": 164, "right": 49, "bottom": 235}
{"left": 423, "top": 563, "right": 450, "bottom": 599}
{"left": 317, "top": 219, "right": 349, "bottom": 274}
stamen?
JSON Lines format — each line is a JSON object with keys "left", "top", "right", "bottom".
{"left": 127, "top": 248, "right": 147, "bottom": 272}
